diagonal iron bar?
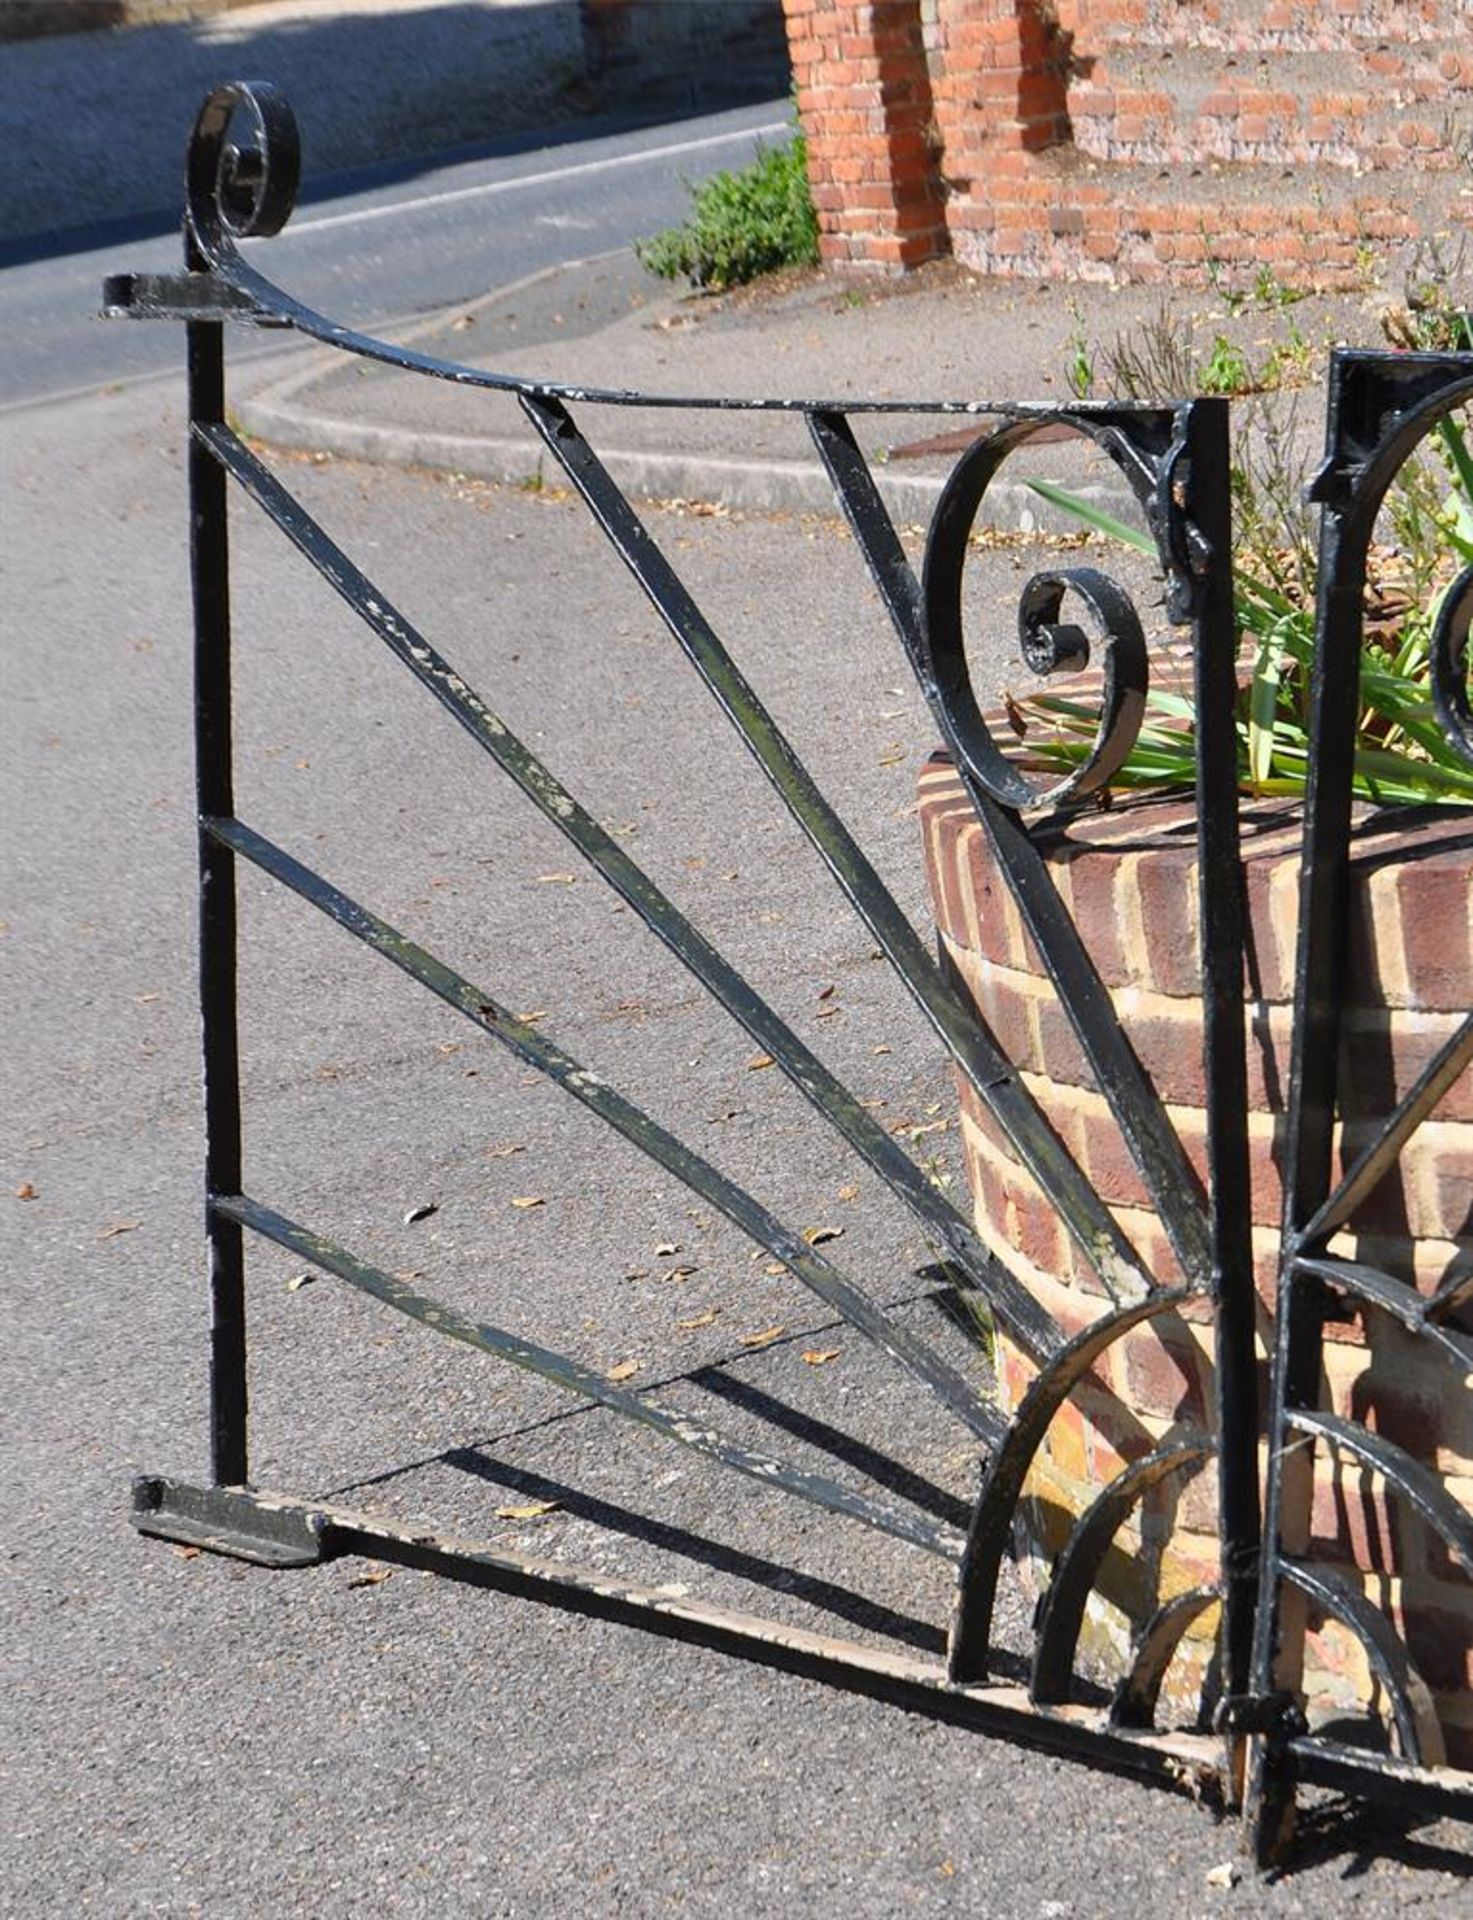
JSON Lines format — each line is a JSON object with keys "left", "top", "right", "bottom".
{"left": 196, "top": 417, "right": 1061, "bottom": 1366}
{"left": 522, "top": 390, "right": 1152, "bottom": 1307}
{"left": 209, "top": 813, "right": 1005, "bottom": 1444}
{"left": 214, "top": 1193, "right": 966, "bottom": 1559}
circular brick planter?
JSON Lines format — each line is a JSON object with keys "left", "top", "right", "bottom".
{"left": 919, "top": 755, "right": 1473, "bottom": 1758}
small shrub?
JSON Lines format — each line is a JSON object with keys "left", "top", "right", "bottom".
{"left": 638, "top": 134, "right": 820, "bottom": 292}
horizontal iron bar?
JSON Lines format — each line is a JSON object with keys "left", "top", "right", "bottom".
{"left": 207, "top": 815, "right": 1003, "bottom": 1445}
{"left": 215, "top": 1191, "right": 965, "bottom": 1560}
{"left": 181, "top": 201, "right": 1166, "bottom": 418}
{"left": 1286, "top": 1737, "right": 1473, "bottom": 1822}
{"left": 133, "top": 1475, "right": 328, "bottom": 1566}
{"left": 101, "top": 270, "right": 285, "bottom": 325}
{"left": 131, "top": 1475, "right": 1225, "bottom": 1795}
{"left": 195, "top": 419, "right": 1059, "bottom": 1369}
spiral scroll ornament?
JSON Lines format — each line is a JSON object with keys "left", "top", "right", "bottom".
{"left": 921, "top": 419, "right": 1152, "bottom": 813}
{"left": 187, "top": 81, "right": 301, "bottom": 253}
{"left": 1431, "top": 563, "right": 1473, "bottom": 768}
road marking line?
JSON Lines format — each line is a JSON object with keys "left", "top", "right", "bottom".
{"left": 276, "top": 122, "right": 790, "bottom": 239}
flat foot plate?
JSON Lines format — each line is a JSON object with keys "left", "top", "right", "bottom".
{"left": 132, "top": 1476, "right": 331, "bottom": 1568}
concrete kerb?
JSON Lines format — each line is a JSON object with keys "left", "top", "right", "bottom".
{"left": 233, "top": 259, "right": 1138, "bottom": 530}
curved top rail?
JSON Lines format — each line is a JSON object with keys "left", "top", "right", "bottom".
{"left": 182, "top": 80, "right": 1149, "bottom": 421}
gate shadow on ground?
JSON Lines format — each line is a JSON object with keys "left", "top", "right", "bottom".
{"left": 438, "top": 1445, "right": 946, "bottom": 1655}
{"left": 688, "top": 1369, "right": 975, "bottom": 1532}
{"left": 1264, "top": 1796, "right": 1473, "bottom": 1884}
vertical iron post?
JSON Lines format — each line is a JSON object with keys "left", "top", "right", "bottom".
{"left": 1183, "top": 399, "right": 1260, "bottom": 1726}
{"left": 1245, "top": 354, "right": 1367, "bottom": 1858}
{"left": 186, "top": 234, "right": 248, "bottom": 1488}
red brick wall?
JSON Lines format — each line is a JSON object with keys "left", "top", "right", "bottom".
{"left": 786, "top": 0, "right": 1472, "bottom": 285}
{"left": 783, "top": 0, "right": 948, "bottom": 268}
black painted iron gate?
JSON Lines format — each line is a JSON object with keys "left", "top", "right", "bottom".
{"left": 110, "top": 84, "right": 1473, "bottom": 1865}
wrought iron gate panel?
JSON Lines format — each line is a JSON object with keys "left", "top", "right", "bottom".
{"left": 110, "top": 82, "right": 1473, "bottom": 1864}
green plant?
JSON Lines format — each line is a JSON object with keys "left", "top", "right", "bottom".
{"left": 1065, "top": 300, "right": 1094, "bottom": 399}
{"left": 1015, "top": 437, "right": 1473, "bottom": 806}
{"left": 637, "top": 133, "right": 820, "bottom": 292}
{"left": 1198, "top": 332, "right": 1253, "bottom": 396}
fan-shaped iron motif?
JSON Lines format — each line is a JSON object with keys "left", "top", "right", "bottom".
{"left": 115, "top": 83, "right": 1473, "bottom": 1867}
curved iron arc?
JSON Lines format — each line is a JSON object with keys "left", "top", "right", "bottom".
{"left": 1030, "top": 1435, "right": 1215, "bottom": 1705}
{"left": 1110, "top": 1585, "right": 1221, "bottom": 1730}
{"left": 1278, "top": 1558, "right": 1446, "bottom": 1769}
{"left": 1285, "top": 1408, "right": 1473, "bottom": 1576}
{"left": 1431, "top": 564, "right": 1473, "bottom": 768}
{"left": 946, "top": 1288, "right": 1199, "bottom": 1683}
{"left": 1293, "top": 1255, "right": 1473, "bottom": 1376}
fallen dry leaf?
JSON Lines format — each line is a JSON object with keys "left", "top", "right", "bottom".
{"left": 516, "top": 1009, "right": 548, "bottom": 1024}
{"left": 535, "top": 871, "right": 577, "bottom": 885}
{"left": 510, "top": 1195, "right": 546, "bottom": 1210}
{"left": 871, "top": 1044, "right": 892, "bottom": 1056}
{"left": 803, "top": 1225, "right": 844, "bottom": 1246}
{"left": 623, "top": 1267, "right": 649, "bottom": 1282}
{"left": 286, "top": 1273, "right": 317, "bottom": 1293}
{"left": 1204, "top": 1862, "right": 1240, "bottom": 1890}
{"left": 837, "top": 1184, "right": 860, "bottom": 1202}
{"left": 740, "top": 1325, "right": 787, "bottom": 1350}
{"left": 15, "top": 1182, "right": 37, "bottom": 1201}
{"left": 495, "top": 1499, "right": 560, "bottom": 1521}
{"left": 606, "top": 1359, "right": 640, "bottom": 1382}
{"left": 99, "top": 1219, "right": 141, "bottom": 1239}
{"left": 402, "top": 1202, "right": 438, "bottom": 1225}
{"left": 677, "top": 1308, "right": 720, "bottom": 1330}
{"left": 654, "top": 1241, "right": 680, "bottom": 1257}
{"left": 801, "top": 1348, "right": 840, "bottom": 1366}
{"left": 763, "top": 1261, "right": 787, "bottom": 1277}
{"left": 660, "top": 1264, "right": 698, "bottom": 1283}
{"left": 745, "top": 1053, "right": 775, "bottom": 1071}
{"left": 346, "top": 1567, "right": 395, "bottom": 1590}
{"left": 171, "top": 1544, "right": 201, "bottom": 1560}
{"left": 817, "top": 984, "right": 836, "bottom": 1001}
{"left": 484, "top": 1142, "right": 525, "bottom": 1159}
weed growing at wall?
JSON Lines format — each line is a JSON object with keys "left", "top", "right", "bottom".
{"left": 638, "top": 133, "right": 819, "bottom": 292}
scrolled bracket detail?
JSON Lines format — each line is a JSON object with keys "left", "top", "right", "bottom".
{"left": 186, "top": 80, "right": 301, "bottom": 254}
{"left": 921, "top": 418, "right": 1152, "bottom": 814}
{"left": 1431, "top": 563, "right": 1473, "bottom": 768}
